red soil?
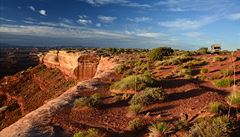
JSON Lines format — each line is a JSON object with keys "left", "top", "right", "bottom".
{"left": 0, "top": 65, "right": 77, "bottom": 130}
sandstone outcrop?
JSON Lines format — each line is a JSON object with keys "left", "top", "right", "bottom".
{"left": 41, "top": 50, "right": 100, "bottom": 81}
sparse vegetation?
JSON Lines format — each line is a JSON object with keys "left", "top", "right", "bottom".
{"left": 197, "top": 47, "right": 208, "bottom": 54}
{"left": 110, "top": 75, "right": 155, "bottom": 92}
{"left": 73, "top": 128, "right": 99, "bottom": 137}
{"left": 155, "top": 55, "right": 193, "bottom": 66}
{"left": 227, "top": 91, "right": 240, "bottom": 107}
{"left": 220, "top": 69, "right": 234, "bottom": 77}
{"left": 188, "top": 116, "right": 237, "bottom": 137}
{"left": 213, "top": 56, "right": 227, "bottom": 62}
{"left": 148, "top": 122, "right": 173, "bottom": 137}
{"left": 129, "top": 104, "right": 143, "bottom": 115}
{"left": 128, "top": 118, "right": 143, "bottom": 131}
{"left": 178, "top": 67, "right": 192, "bottom": 78}
{"left": 74, "top": 93, "right": 103, "bottom": 108}
{"left": 214, "top": 79, "right": 234, "bottom": 87}
{"left": 149, "top": 47, "right": 174, "bottom": 61}
{"left": 208, "top": 101, "right": 224, "bottom": 113}
{"left": 200, "top": 68, "right": 208, "bottom": 74}
{"left": 130, "top": 87, "right": 165, "bottom": 105}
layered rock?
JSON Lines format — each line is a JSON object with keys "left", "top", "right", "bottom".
{"left": 41, "top": 50, "right": 100, "bottom": 81}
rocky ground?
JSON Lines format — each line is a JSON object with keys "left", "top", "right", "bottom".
{"left": 0, "top": 49, "right": 240, "bottom": 137}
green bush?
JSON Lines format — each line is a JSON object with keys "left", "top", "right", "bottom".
{"left": 74, "top": 93, "right": 103, "bottom": 108}
{"left": 220, "top": 69, "right": 234, "bottom": 77}
{"left": 184, "top": 74, "right": 193, "bottom": 80}
{"left": 73, "top": 128, "right": 99, "bottom": 137}
{"left": 188, "top": 116, "right": 237, "bottom": 137}
{"left": 197, "top": 47, "right": 208, "bottom": 54}
{"left": 227, "top": 91, "right": 240, "bottom": 107}
{"left": 130, "top": 87, "right": 165, "bottom": 105}
{"left": 110, "top": 75, "right": 155, "bottom": 92}
{"left": 178, "top": 68, "right": 192, "bottom": 77}
{"left": 149, "top": 47, "right": 174, "bottom": 61}
{"left": 213, "top": 56, "right": 227, "bottom": 62}
{"left": 214, "top": 79, "right": 234, "bottom": 87}
{"left": 200, "top": 68, "right": 208, "bottom": 74}
{"left": 208, "top": 101, "right": 224, "bottom": 113}
{"left": 148, "top": 122, "right": 173, "bottom": 137}
{"left": 128, "top": 118, "right": 143, "bottom": 131}
{"left": 129, "top": 104, "right": 143, "bottom": 115}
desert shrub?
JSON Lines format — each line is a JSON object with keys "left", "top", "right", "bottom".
{"left": 149, "top": 47, "right": 174, "bottom": 61}
{"left": 148, "top": 122, "right": 173, "bottom": 137}
{"left": 220, "top": 69, "right": 234, "bottom": 77}
{"left": 183, "top": 60, "right": 206, "bottom": 68}
{"left": 188, "top": 116, "right": 237, "bottom": 137}
{"left": 73, "top": 128, "right": 99, "bottom": 137}
{"left": 199, "top": 75, "right": 207, "bottom": 80}
{"left": 129, "top": 104, "right": 143, "bottom": 115}
{"left": 227, "top": 91, "right": 240, "bottom": 107}
{"left": 184, "top": 74, "right": 193, "bottom": 80}
{"left": 115, "top": 64, "right": 128, "bottom": 74}
{"left": 208, "top": 101, "right": 224, "bottom": 113}
{"left": 200, "top": 68, "right": 208, "bottom": 74}
{"left": 74, "top": 93, "right": 103, "bottom": 108}
{"left": 130, "top": 87, "right": 165, "bottom": 105}
{"left": 214, "top": 79, "right": 234, "bottom": 87}
{"left": 156, "top": 55, "right": 193, "bottom": 66}
{"left": 197, "top": 47, "right": 208, "bottom": 54}
{"left": 128, "top": 118, "right": 143, "bottom": 131}
{"left": 213, "top": 56, "right": 227, "bottom": 62}
{"left": 178, "top": 68, "right": 192, "bottom": 77}
{"left": 123, "top": 69, "right": 134, "bottom": 77}
{"left": 143, "top": 70, "right": 152, "bottom": 76}
{"left": 110, "top": 75, "right": 155, "bottom": 92}
{"left": 175, "top": 119, "right": 190, "bottom": 131}
{"left": 74, "top": 97, "right": 89, "bottom": 107}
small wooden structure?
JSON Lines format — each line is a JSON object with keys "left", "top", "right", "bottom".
{"left": 211, "top": 44, "right": 221, "bottom": 53}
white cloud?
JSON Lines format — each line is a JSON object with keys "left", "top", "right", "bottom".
{"left": 96, "top": 23, "right": 101, "bottom": 27}
{"left": 59, "top": 17, "right": 74, "bottom": 24}
{"left": 158, "top": 16, "right": 217, "bottom": 30}
{"left": 155, "top": 0, "right": 234, "bottom": 12}
{"left": 182, "top": 32, "right": 203, "bottom": 38}
{"left": 136, "top": 32, "right": 166, "bottom": 38}
{"left": 81, "top": 0, "right": 151, "bottom": 8}
{"left": 79, "top": 15, "right": 88, "bottom": 19}
{"left": 227, "top": 13, "right": 240, "bottom": 21}
{"left": 0, "top": 24, "right": 130, "bottom": 39}
{"left": 29, "top": 6, "right": 35, "bottom": 11}
{"left": 39, "top": 10, "right": 47, "bottom": 16}
{"left": 0, "top": 17, "right": 16, "bottom": 22}
{"left": 98, "top": 15, "right": 117, "bottom": 23}
{"left": 124, "top": 2, "right": 151, "bottom": 8}
{"left": 77, "top": 19, "right": 92, "bottom": 25}
{"left": 127, "top": 17, "right": 152, "bottom": 23}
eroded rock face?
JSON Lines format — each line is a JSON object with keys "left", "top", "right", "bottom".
{"left": 41, "top": 50, "right": 100, "bottom": 81}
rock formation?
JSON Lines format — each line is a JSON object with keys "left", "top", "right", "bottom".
{"left": 41, "top": 50, "right": 100, "bottom": 81}
{"left": 0, "top": 50, "right": 118, "bottom": 137}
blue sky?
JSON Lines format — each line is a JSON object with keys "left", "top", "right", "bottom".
{"left": 0, "top": 0, "right": 240, "bottom": 50}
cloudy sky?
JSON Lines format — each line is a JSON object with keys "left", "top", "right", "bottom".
{"left": 0, "top": 0, "right": 240, "bottom": 50}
